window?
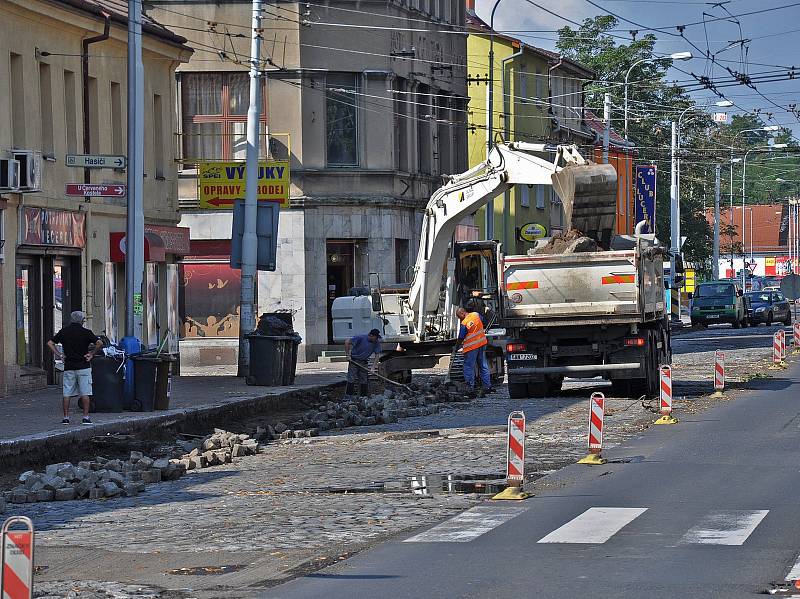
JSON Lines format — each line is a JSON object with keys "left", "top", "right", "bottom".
{"left": 110, "top": 82, "right": 123, "bottom": 155}
{"left": 520, "top": 185, "right": 530, "bottom": 208}
{"left": 64, "top": 70, "right": 77, "bottom": 154}
{"left": 153, "top": 93, "right": 164, "bottom": 178}
{"left": 417, "top": 84, "right": 432, "bottom": 174}
{"left": 181, "top": 72, "right": 267, "bottom": 161}
{"left": 536, "top": 185, "right": 545, "bottom": 209}
{"left": 535, "top": 68, "right": 542, "bottom": 99}
{"left": 88, "top": 76, "right": 99, "bottom": 152}
{"left": 11, "top": 53, "right": 25, "bottom": 147}
{"left": 326, "top": 73, "right": 359, "bottom": 166}
{"left": 39, "top": 63, "right": 53, "bottom": 155}
{"left": 519, "top": 66, "right": 528, "bottom": 101}
{"left": 395, "top": 239, "right": 410, "bottom": 283}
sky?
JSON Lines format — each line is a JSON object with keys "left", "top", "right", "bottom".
{"left": 472, "top": 0, "right": 800, "bottom": 134}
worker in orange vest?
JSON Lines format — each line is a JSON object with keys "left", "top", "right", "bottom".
{"left": 455, "top": 306, "right": 491, "bottom": 392}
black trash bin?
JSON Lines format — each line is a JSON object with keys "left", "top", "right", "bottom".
{"left": 246, "top": 334, "right": 290, "bottom": 386}
{"left": 131, "top": 356, "right": 161, "bottom": 412}
{"left": 154, "top": 357, "right": 174, "bottom": 410}
{"left": 282, "top": 333, "right": 301, "bottom": 385}
{"left": 90, "top": 355, "right": 125, "bottom": 413}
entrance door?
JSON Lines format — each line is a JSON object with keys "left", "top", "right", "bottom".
{"left": 326, "top": 241, "right": 355, "bottom": 343}
{"left": 15, "top": 258, "right": 41, "bottom": 368}
{"left": 45, "top": 258, "right": 76, "bottom": 383}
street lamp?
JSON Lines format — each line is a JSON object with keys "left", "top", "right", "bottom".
{"left": 740, "top": 143, "right": 789, "bottom": 288}
{"left": 624, "top": 51, "right": 692, "bottom": 140}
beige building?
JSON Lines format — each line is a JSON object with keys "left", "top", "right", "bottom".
{"left": 0, "top": 0, "right": 191, "bottom": 396}
{"left": 152, "top": 0, "right": 468, "bottom": 363}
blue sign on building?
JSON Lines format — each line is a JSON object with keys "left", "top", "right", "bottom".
{"left": 634, "top": 165, "right": 657, "bottom": 234}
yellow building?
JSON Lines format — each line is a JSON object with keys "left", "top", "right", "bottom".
{"left": 466, "top": 2, "right": 594, "bottom": 253}
{"left": 0, "top": 0, "right": 191, "bottom": 395}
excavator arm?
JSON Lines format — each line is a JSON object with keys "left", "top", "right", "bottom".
{"left": 407, "top": 142, "right": 617, "bottom": 339}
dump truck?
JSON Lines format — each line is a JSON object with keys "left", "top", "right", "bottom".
{"left": 331, "top": 142, "right": 677, "bottom": 397}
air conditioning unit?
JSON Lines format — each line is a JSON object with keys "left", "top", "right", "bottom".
{"left": 0, "top": 158, "right": 21, "bottom": 191}
{"left": 12, "top": 150, "right": 42, "bottom": 192}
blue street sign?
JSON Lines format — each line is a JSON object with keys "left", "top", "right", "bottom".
{"left": 635, "top": 165, "right": 657, "bottom": 234}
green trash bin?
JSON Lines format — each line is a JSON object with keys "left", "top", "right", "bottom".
{"left": 246, "top": 334, "right": 288, "bottom": 386}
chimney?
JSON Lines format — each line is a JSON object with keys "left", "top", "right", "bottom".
{"left": 466, "top": 0, "right": 475, "bottom": 12}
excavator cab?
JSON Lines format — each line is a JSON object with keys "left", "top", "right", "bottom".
{"left": 454, "top": 241, "right": 502, "bottom": 329}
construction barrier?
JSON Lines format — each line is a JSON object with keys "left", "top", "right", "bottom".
{"left": 655, "top": 366, "right": 678, "bottom": 425}
{"left": 493, "top": 411, "right": 530, "bottom": 500}
{"left": 578, "top": 392, "right": 607, "bottom": 465}
{"left": 1, "top": 516, "right": 34, "bottom": 599}
{"left": 794, "top": 322, "right": 800, "bottom": 351}
{"left": 780, "top": 329, "right": 787, "bottom": 361}
{"left": 772, "top": 332, "right": 783, "bottom": 367}
{"left": 713, "top": 351, "right": 725, "bottom": 395}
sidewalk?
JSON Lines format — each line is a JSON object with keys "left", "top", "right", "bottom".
{"left": 0, "top": 362, "right": 348, "bottom": 463}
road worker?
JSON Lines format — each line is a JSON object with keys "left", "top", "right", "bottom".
{"left": 455, "top": 306, "right": 492, "bottom": 393}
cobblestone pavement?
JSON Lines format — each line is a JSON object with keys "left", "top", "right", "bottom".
{"left": 10, "top": 325, "right": 796, "bottom": 598}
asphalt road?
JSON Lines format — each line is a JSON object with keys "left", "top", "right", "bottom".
{"left": 264, "top": 356, "right": 800, "bottom": 599}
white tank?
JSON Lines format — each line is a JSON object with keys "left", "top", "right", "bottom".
{"left": 331, "top": 296, "right": 382, "bottom": 342}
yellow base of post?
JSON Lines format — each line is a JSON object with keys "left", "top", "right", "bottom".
{"left": 492, "top": 486, "right": 530, "bottom": 501}
{"left": 768, "top": 364, "right": 782, "bottom": 370}
{"left": 577, "top": 453, "right": 607, "bottom": 465}
{"left": 654, "top": 414, "right": 678, "bottom": 425}
{"left": 710, "top": 390, "right": 724, "bottom": 398}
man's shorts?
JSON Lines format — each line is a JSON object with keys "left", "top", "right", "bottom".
{"left": 63, "top": 368, "right": 92, "bottom": 397}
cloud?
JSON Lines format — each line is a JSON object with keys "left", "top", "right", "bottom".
{"left": 475, "top": 0, "right": 589, "bottom": 32}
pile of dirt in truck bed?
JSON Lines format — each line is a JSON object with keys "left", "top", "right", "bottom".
{"left": 529, "top": 228, "right": 600, "bottom": 255}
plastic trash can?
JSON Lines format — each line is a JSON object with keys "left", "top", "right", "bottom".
{"left": 154, "top": 357, "right": 174, "bottom": 410}
{"left": 282, "top": 333, "right": 302, "bottom": 385}
{"left": 131, "top": 356, "right": 160, "bottom": 412}
{"left": 90, "top": 355, "right": 125, "bottom": 413}
{"left": 246, "top": 334, "right": 289, "bottom": 386}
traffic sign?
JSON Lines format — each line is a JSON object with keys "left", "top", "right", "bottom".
{"left": 65, "top": 154, "right": 127, "bottom": 169}
{"left": 65, "top": 183, "right": 126, "bottom": 198}
{"left": 780, "top": 273, "right": 800, "bottom": 300}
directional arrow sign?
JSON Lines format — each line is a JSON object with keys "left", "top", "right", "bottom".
{"left": 66, "top": 154, "right": 127, "bottom": 169}
{"left": 65, "top": 183, "right": 127, "bottom": 198}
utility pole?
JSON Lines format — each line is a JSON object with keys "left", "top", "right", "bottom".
{"left": 237, "top": 0, "right": 264, "bottom": 376}
{"left": 669, "top": 121, "right": 680, "bottom": 319}
{"left": 602, "top": 93, "right": 611, "bottom": 164}
{"left": 713, "top": 164, "right": 721, "bottom": 280}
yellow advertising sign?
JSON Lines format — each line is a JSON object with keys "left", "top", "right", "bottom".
{"left": 198, "top": 161, "right": 290, "bottom": 209}
{"left": 682, "top": 267, "right": 696, "bottom": 294}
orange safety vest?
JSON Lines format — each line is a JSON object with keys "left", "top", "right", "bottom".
{"left": 461, "top": 312, "right": 488, "bottom": 353}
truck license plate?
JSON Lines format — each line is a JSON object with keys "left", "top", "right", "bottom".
{"left": 508, "top": 353, "right": 537, "bottom": 361}
{"left": 706, "top": 314, "right": 719, "bottom": 319}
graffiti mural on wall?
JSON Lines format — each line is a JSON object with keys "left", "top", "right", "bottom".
{"left": 180, "top": 263, "right": 242, "bottom": 338}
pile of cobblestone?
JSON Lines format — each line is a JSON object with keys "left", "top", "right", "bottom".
{"left": 4, "top": 454, "right": 185, "bottom": 505}
{"left": 264, "top": 379, "right": 472, "bottom": 439}
{"left": 174, "top": 429, "right": 260, "bottom": 470}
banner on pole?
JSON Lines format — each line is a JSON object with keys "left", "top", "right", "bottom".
{"left": 634, "top": 165, "right": 657, "bottom": 234}
{"left": 198, "top": 161, "right": 290, "bottom": 209}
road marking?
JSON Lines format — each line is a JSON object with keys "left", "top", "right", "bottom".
{"left": 785, "top": 553, "right": 800, "bottom": 581}
{"left": 537, "top": 507, "right": 647, "bottom": 544}
{"left": 403, "top": 505, "right": 527, "bottom": 543}
{"left": 681, "top": 510, "right": 769, "bottom": 545}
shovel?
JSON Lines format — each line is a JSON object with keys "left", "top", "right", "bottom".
{"left": 347, "top": 358, "right": 414, "bottom": 393}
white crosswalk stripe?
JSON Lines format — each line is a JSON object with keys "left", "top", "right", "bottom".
{"left": 403, "top": 505, "right": 527, "bottom": 543}
{"left": 680, "top": 510, "right": 769, "bottom": 546}
{"left": 784, "top": 553, "right": 800, "bottom": 581}
{"left": 537, "top": 507, "right": 648, "bottom": 544}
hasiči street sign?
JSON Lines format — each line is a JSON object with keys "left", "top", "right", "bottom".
{"left": 66, "top": 154, "right": 127, "bottom": 169}
{"left": 198, "top": 161, "right": 290, "bottom": 209}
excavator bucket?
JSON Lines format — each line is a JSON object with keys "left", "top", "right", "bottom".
{"left": 551, "top": 162, "right": 619, "bottom": 247}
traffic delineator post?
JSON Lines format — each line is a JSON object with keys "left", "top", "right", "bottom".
{"left": 793, "top": 322, "right": 800, "bottom": 353}
{"left": 655, "top": 365, "right": 678, "bottom": 424}
{"left": 780, "top": 329, "right": 787, "bottom": 361}
{"left": 770, "top": 332, "right": 783, "bottom": 369}
{"left": 711, "top": 351, "right": 725, "bottom": 398}
{"left": 578, "top": 392, "right": 608, "bottom": 465}
{"left": 2, "top": 516, "right": 34, "bottom": 599}
{"left": 493, "top": 411, "right": 530, "bottom": 500}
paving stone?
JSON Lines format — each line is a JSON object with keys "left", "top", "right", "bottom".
{"left": 74, "top": 479, "right": 93, "bottom": 498}
{"left": 35, "top": 489, "right": 54, "bottom": 502}
{"left": 18, "top": 470, "right": 36, "bottom": 483}
{"left": 102, "top": 482, "right": 121, "bottom": 498}
{"left": 138, "top": 456, "right": 154, "bottom": 469}
{"left": 141, "top": 469, "right": 161, "bottom": 484}
{"left": 153, "top": 458, "right": 171, "bottom": 470}
{"left": 54, "top": 487, "right": 76, "bottom": 501}
{"left": 10, "top": 491, "right": 27, "bottom": 504}
{"left": 88, "top": 488, "right": 105, "bottom": 500}
{"left": 129, "top": 451, "right": 144, "bottom": 461}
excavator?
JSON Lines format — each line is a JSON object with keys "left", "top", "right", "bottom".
{"left": 331, "top": 142, "right": 661, "bottom": 392}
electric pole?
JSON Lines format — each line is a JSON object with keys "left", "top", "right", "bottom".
{"left": 237, "top": 0, "right": 264, "bottom": 376}
{"left": 713, "top": 164, "right": 721, "bottom": 280}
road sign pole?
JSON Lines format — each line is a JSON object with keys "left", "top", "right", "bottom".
{"left": 713, "top": 164, "right": 721, "bottom": 280}
{"left": 237, "top": 0, "right": 265, "bottom": 377}
{"left": 122, "top": 0, "right": 145, "bottom": 403}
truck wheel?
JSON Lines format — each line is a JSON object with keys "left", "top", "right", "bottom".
{"left": 610, "top": 379, "right": 634, "bottom": 398}
{"left": 508, "top": 381, "right": 529, "bottom": 399}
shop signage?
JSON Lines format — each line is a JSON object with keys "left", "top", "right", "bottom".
{"left": 634, "top": 165, "right": 657, "bottom": 234}
{"left": 66, "top": 154, "right": 127, "bottom": 169}
{"left": 109, "top": 225, "right": 190, "bottom": 263}
{"left": 21, "top": 207, "right": 86, "bottom": 248}
{"left": 197, "top": 161, "right": 290, "bottom": 209}
{"left": 518, "top": 222, "right": 547, "bottom": 242}
{"left": 65, "top": 183, "right": 126, "bottom": 198}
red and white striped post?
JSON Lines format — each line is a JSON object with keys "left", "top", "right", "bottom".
{"left": 714, "top": 351, "right": 725, "bottom": 394}
{"left": 1, "top": 516, "right": 34, "bottom": 599}
{"left": 773, "top": 332, "right": 782, "bottom": 366}
{"left": 780, "top": 329, "right": 787, "bottom": 361}
{"left": 794, "top": 322, "right": 800, "bottom": 350}
{"left": 655, "top": 366, "right": 678, "bottom": 424}
{"left": 493, "top": 411, "right": 530, "bottom": 500}
{"left": 506, "top": 411, "right": 525, "bottom": 487}
{"left": 578, "top": 392, "right": 607, "bottom": 464}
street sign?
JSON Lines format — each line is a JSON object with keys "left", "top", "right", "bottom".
{"left": 713, "top": 112, "right": 729, "bottom": 123}
{"left": 634, "top": 165, "right": 657, "bottom": 234}
{"left": 780, "top": 273, "right": 800, "bottom": 300}
{"left": 65, "top": 183, "right": 126, "bottom": 198}
{"left": 198, "top": 161, "right": 290, "bottom": 210}
{"left": 65, "top": 154, "right": 127, "bottom": 169}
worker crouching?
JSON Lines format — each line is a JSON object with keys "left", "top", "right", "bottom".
{"left": 455, "top": 307, "right": 492, "bottom": 393}
{"left": 344, "top": 328, "right": 382, "bottom": 400}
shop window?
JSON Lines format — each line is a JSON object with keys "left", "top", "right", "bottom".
{"left": 326, "top": 73, "right": 359, "bottom": 166}
{"left": 395, "top": 238, "right": 410, "bottom": 283}
{"left": 16, "top": 261, "right": 38, "bottom": 367}
{"left": 180, "top": 263, "right": 242, "bottom": 338}
{"left": 181, "top": 72, "right": 267, "bottom": 162}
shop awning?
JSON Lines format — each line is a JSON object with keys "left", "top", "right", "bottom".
{"left": 109, "top": 225, "right": 190, "bottom": 263}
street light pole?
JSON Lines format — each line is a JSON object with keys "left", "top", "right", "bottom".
{"left": 670, "top": 121, "right": 679, "bottom": 285}
{"left": 485, "top": 0, "right": 502, "bottom": 240}
{"left": 713, "top": 164, "right": 721, "bottom": 280}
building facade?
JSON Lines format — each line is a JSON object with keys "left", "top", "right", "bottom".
{"left": 0, "top": 0, "right": 191, "bottom": 395}
{"left": 152, "top": 0, "right": 468, "bottom": 363}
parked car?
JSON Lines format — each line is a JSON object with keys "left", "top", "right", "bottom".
{"left": 689, "top": 281, "right": 747, "bottom": 328}
{"left": 746, "top": 290, "right": 793, "bottom": 326}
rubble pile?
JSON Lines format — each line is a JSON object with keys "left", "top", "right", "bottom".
{"left": 530, "top": 228, "right": 599, "bottom": 255}
{"left": 175, "top": 429, "right": 261, "bottom": 470}
{"left": 262, "top": 379, "right": 471, "bottom": 440}
{"left": 4, "top": 453, "right": 186, "bottom": 505}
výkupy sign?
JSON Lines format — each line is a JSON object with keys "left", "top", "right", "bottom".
{"left": 198, "top": 161, "right": 290, "bottom": 209}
